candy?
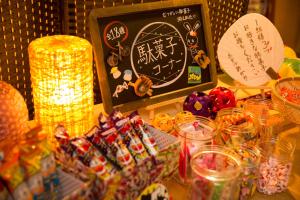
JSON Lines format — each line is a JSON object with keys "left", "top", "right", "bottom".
{"left": 233, "top": 147, "right": 260, "bottom": 200}
{"left": 101, "top": 127, "right": 135, "bottom": 168}
{"left": 129, "top": 111, "right": 158, "bottom": 156}
{"left": 71, "top": 137, "right": 117, "bottom": 179}
{"left": 0, "top": 151, "right": 33, "bottom": 200}
{"left": 86, "top": 126, "right": 121, "bottom": 169}
{"left": 280, "top": 86, "right": 300, "bottom": 104}
{"left": 216, "top": 109, "right": 258, "bottom": 148}
{"left": 183, "top": 91, "right": 211, "bottom": 117}
{"left": 115, "top": 118, "right": 149, "bottom": 163}
{"left": 257, "top": 157, "right": 292, "bottom": 195}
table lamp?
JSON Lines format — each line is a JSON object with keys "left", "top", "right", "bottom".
{"left": 28, "top": 35, "right": 94, "bottom": 139}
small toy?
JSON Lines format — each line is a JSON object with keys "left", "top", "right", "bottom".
{"left": 111, "top": 67, "right": 121, "bottom": 79}
{"left": 123, "top": 69, "right": 133, "bottom": 82}
{"left": 183, "top": 91, "right": 211, "bottom": 117}
{"left": 209, "top": 87, "right": 236, "bottom": 116}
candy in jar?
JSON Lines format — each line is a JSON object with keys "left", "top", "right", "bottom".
{"left": 257, "top": 137, "right": 295, "bottom": 195}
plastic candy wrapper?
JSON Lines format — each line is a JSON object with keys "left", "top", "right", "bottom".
{"left": 86, "top": 126, "right": 121, "bottom": 169}
{"left": 115, "top": 118, "right": 150, "bottom": 163}
{"left": 20, "top": 145, "right": 45, "bottom": 200}
{"left": 0, "top": 151, "right": 33, "bottom": 200}
{"left": 130, "top": 111, "right": 158, "bottom": 156}
{"left": 101, "top": 127, "right": 135, "bottom": 168}
{"left": 71, "top": 137, "right": 117, "bottom": 180}
{"left": 54, "top": 125, "right": 73, "bottom": 155}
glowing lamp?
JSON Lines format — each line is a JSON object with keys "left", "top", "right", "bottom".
{"left": 28, "top": 35, "right": 94, "bottom": 139}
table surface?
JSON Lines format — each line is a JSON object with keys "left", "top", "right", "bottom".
{"left": 93, "top": 74, "right": 300, "bottom": 199}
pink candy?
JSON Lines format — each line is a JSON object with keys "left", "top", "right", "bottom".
{"left": 257, "top": 157, "right": 292, "bottom": 195}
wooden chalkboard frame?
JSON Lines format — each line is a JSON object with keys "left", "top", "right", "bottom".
{"left": 89, "top": 0, "right": 217, "bottom": 114}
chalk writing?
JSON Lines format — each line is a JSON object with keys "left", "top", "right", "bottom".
{"left": 131, "top": 22, "right": 187, "bottom": 88}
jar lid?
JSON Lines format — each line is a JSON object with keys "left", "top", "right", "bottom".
{"left": 176, "top": 116, "right": 216, "bottom": 141}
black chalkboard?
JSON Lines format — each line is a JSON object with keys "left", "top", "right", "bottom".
{"left": 90, "top": 0, "right": 217, "bottom": 113}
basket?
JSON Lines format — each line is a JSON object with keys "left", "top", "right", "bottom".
{"left": 271, "top": 77, "right": 300, "bottom": 125}
{"left": 55, "top": 124, "right": 180, "bottom": 200}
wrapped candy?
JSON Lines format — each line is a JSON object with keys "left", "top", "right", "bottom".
{"left": 183, "top": 92, "right": 211, "bottom": 117}
{"left": 129, "top": 111, "right": 158, "bottom": 156}
{"left": 0, "top": 151, "right": 33, "bottom": 200}
{"left": 71, "top": 137, "right": 117, "bottom": 180}
{"left": 86, "top": 126, "right": 121, "bottom": 169}
{"left": 115, "top": 118, "right": 149, "bottom": 163}
{"left": 20, "top": 145, "right": 45, "bottom": 200}
{"left": 209, "top": 87, "right": 236, "bottom": 117}
{"left": 101, "top": 127, "right": 135, "bottom": 168}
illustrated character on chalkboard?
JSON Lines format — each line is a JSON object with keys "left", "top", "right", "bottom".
{"left": 183, "top": 21, "right": 210, "bottom": 69}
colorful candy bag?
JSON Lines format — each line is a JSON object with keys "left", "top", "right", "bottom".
{"left": 129, "top": 111, "right": 158, "bottom": 156}
{"left": 39, "top": 141, "right": 60, "bottom": 198}
{"left": 0, "top": 151, "right": 33, "bottom": 200}
{"left": 86, "top": 126, "right": 121, "bottom": 169}
{"left": 71, "top": 137, "right": 117, "bottom": 180}
{"left": 54, "top": 125, "right": 73, "bottom": 155}
{"left": 115, "top": 118, "right": 149, "bottom": 163}
{"left": 100, "top": 127, "right": 135, "bottom": 168}
{"left": 20, "top": 146, "right": 45, "bottom": 200}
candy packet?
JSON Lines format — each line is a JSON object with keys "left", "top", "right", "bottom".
{"left": 129, "top": 111, "right": 158, "bottom": 156}
{"left": 71, "top": 137, "right": 117, "bottom": 180}
{"left": 19, "top": 145, "right": 45, "bottom": 200}
{"left": 115, "top": 118, "right": 149, "bottom": 163}
{"left": 101, "top": 127, "right": 135, "bottom": 168}
{"left": 86, "top": 126, "right": 121, "bottom": 169}
{"left": 0, "top": 150, "right": 33, "bottom": 200}
{"left": 54, "top": 125, "right": 73, "bottom": 155}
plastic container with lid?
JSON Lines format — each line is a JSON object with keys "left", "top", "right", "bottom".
{"left": 176, "top": 116, "right": 216, "bottom": 184}
{"left": 234, "top": 146, "right": 261, "bottom": 200}
{"left": 257, "top": 137, "right": 295, "bottom": 195}
{"left": 191, "top": 145, "right": 242, "bottom": 200}
{"left": 215, "top": 108, "right": 259, "bottom": 148}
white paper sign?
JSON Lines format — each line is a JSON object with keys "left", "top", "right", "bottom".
{"left": 217, "top": 13, "right": 284, "bottom": 86}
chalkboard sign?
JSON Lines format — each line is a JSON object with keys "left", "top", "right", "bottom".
{"left": 90, "top": 0, "right": 217, "bottom": 113}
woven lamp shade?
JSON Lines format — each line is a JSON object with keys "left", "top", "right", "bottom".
{"left": 28, "top": 35, "right": 94, "bottom": 139}
{"left": 0, "top": 81, "right": 29, "bottom": 149}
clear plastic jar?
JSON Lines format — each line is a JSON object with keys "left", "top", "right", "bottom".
{"left": 215, "top": 108, "right": 259, "bottom": 148}
{"left": 257, "top": 137, "right": 295, "bottom": 195}
{"left": 191, "top": 145, "right": 242, "bottom": 200}
{"left": 234, "top": 146, "right": 261, "bottom": 200}
{"left": 176, "top": 116, "right": 216, "bottom": 184}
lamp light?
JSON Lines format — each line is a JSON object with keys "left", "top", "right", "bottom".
{"left": 29, "top": 35, "right": 94, "bottom": 139}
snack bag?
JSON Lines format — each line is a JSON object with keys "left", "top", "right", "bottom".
{"left": 86, "top": 126, "right": 121, "bottom": 169}
{"left": 115, "top": 118, "right": 149, "bottom": 163}
{"left": 98, "top": 112, "right": 114, "bottom": 131}
{"left": 71, "top": 137, "right": 117, "bottom": 180}
{"left": 0, "top": 151, "right": 33, "bottom": 200}
{"left": 130, "top": 111, "right": 158, "bottom": 156}
{"left": 39, "top": 141, "right": 60, "bottom": 198}
{"left": 54, "top": 125, "right": 73, "bottom": 154}
{"left": 20, "top": 146, "right": 45, "bottom": 200}
{"left": 101, "top": 127, "right": 135, "bottom": 168}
